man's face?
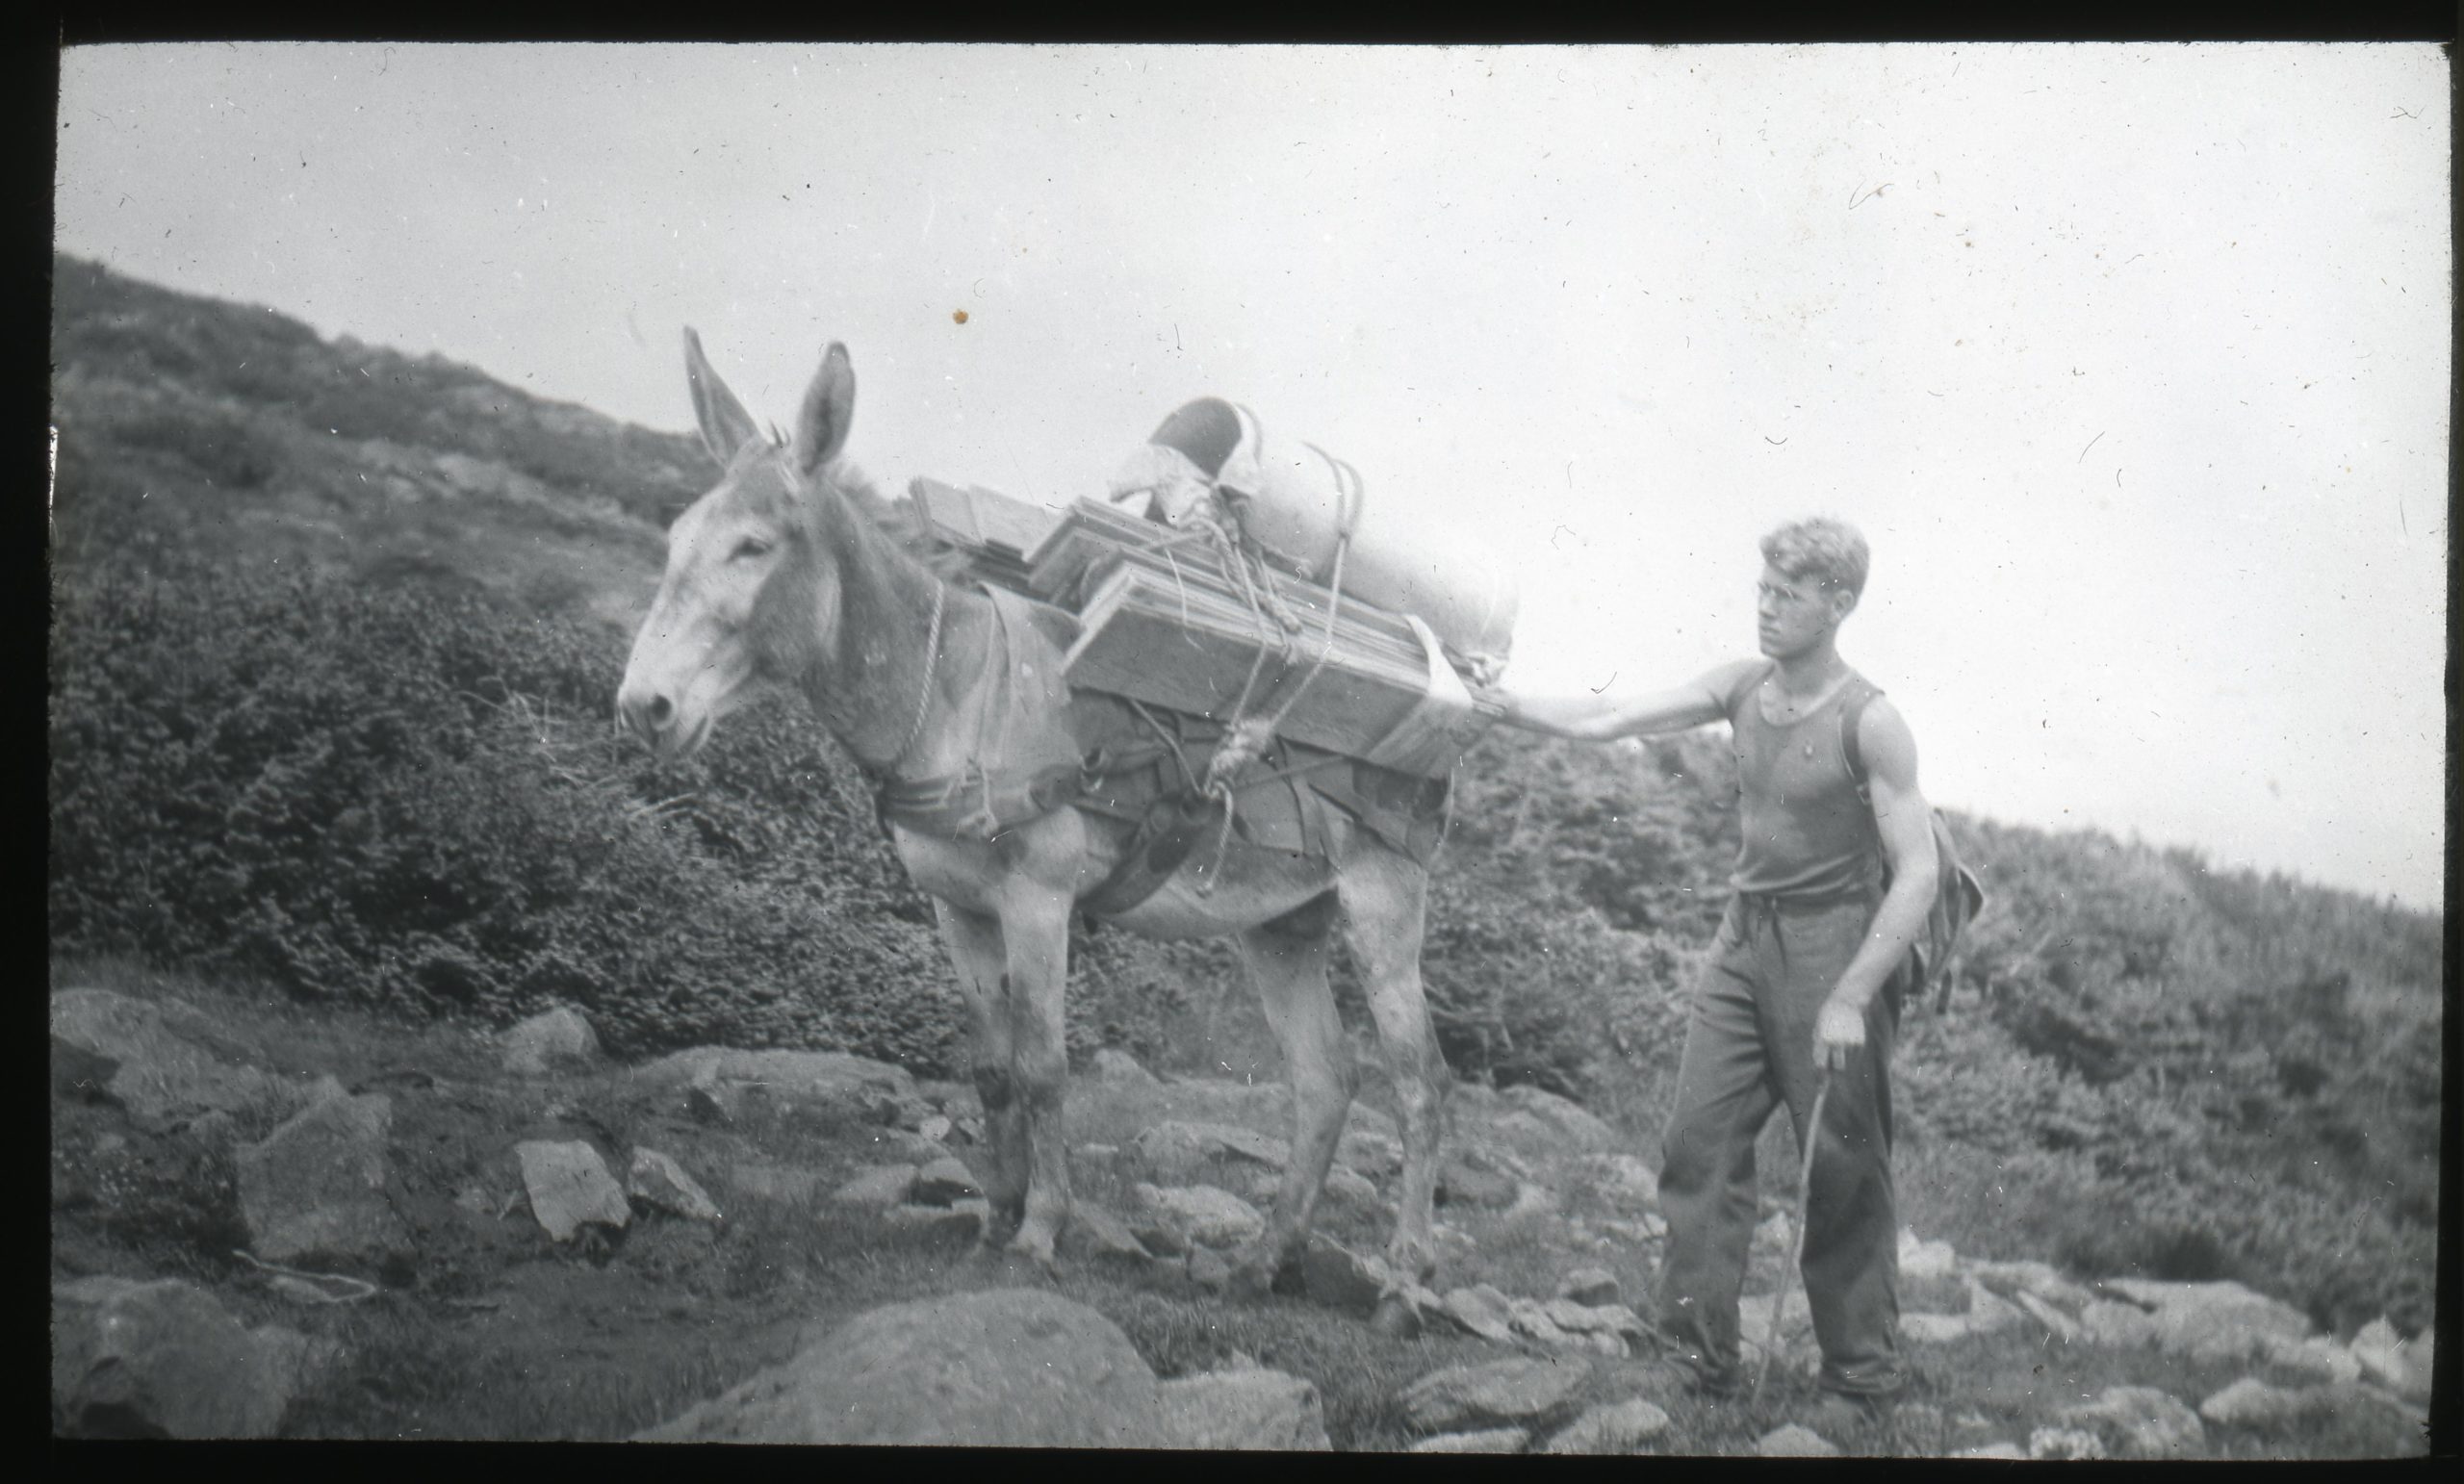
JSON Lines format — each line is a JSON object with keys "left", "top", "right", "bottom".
{"left": 1756, "top": 563, "right": 1852, "bottom": 658}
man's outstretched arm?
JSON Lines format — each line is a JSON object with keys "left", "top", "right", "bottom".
{"left": 1490, "top": 657, "right": 1765, "bottom": 742}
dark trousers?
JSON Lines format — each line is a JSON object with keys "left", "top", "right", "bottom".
{"left": 1655, "top": 889, "right": 1907, "bottom": 1397}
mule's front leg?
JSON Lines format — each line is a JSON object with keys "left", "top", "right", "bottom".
{"left": 934, "top": 902, "right": 1026, "bottom": 1240}
{"left": 997, "top": 888, "right": 1077, "bottom": 1270}
{"left": 1229, "top": 901, "right": 1353, "bottom": 1296}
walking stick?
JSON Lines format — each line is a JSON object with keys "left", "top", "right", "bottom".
{"left": 1754, "top": 1068, "right": 1832, "bottom": 1404}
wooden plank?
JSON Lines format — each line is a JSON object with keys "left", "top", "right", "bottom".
{"left": 1064, "top": 562, "right": 1446, "bottom": 760}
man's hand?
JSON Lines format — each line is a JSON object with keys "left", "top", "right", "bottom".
{"left": 1813, "top": 996, "right": 1866, "bottom": 1071}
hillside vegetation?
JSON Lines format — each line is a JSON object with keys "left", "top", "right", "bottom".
{"left": 47, "top": 256, "right": 2442, "bottom": 1342}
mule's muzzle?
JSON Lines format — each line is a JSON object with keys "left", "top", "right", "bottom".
{"left": 617, "top": 679, "right": 701, "bottom": 761}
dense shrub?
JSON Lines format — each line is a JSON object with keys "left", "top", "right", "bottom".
{"left": 49, "top": 568, "right": 964, "bottom": 1068}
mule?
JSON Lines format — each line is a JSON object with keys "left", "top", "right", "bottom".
{"left": 617, "top": 333, "right": 1453, "bottom": 1305}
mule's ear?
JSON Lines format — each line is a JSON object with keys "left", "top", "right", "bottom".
{"left": 793, "top": 342, "right": 857, "bottom": 477}
{"left": 684, "top": 328, "right": 762, "bottom": 468}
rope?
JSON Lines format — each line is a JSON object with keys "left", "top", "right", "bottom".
{"left": 1754, "top": 1069, "right": 1832, "bottom": 1403}
{"left": 890, "top": 581, "right": 948, "bottom": 770}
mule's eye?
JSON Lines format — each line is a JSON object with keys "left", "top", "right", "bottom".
{"left": 731, "top": 537, "right": 772, "bottom": 561}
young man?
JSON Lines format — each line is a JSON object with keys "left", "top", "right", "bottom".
{"left": 1495, "top": 517, "right": 1938, "bottom": 1410}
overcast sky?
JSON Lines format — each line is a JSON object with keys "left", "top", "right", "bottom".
{"left": 54, "top": 42, "right": 2450, "bottom": 909}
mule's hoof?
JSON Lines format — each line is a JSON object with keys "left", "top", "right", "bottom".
{"left": 1370, "top": 1292, "right": 1425, "bottom": 1339}
{"left": 1003, "top": 1234, "right": 1063, "bottom": 1278}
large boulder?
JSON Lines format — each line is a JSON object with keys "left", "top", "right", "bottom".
{"left": 53, "top": 1277, "right": 299, "bottom": 1438}
{"left": 235, "top": 1092, "right": 412, "bottom": 1267}
{"left": 50, "top": 988, "right": 281, "bottom": 1123}
{"left": 2097, "top": 1278, "right": 2313, "bottom": 1362}
{"left": 1154, "top": 1368, "right": 1331, "bottom": 1450}
{"left": 1399, "top": 1356, "right": 1592, "bottom": 1433}
{"left": 499, "top": 1007, "right": 601, "bottom": 1075}
{"left": 1439, "top": 1286, "right": 1519, "bottom": 1343}
{"left": 1090, "top": 1048, "right": 1162, "bottom": 1090}
{"left": 639, "top": 1289, "right": 1163, "bottom": 1446}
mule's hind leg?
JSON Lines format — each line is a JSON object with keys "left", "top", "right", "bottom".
{"left": 1228, "top": 893, "right": 1354, "bottom": 1297}
{"left": 934, "top": 901, "right": 1026, "bottom": 1241}
{"left": 1336, "top": 849, "right": 1450, "bottom": 1289}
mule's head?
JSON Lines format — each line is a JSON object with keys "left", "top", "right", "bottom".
{"left": 617, "top": 330, "right": 858, "bottom": 761}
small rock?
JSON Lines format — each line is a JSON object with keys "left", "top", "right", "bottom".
{"left": 868, "top": 1089, "right": 938, "bottom": 1131}
{"left": 1503, "top": 1181, "right": 1559, "bottom": 1219}
{"left": 1556, "top": 1267, "right": 1620, "bottom": 1306}
{"left": 1902, "top": 1312, "right": 1971, "bottom": 1344}
{"left": 953, "top": 1115, "right": 986, "bottom": 1145}
{"left": 1955, "top": 1442, "right": 2028, "bottom": 1459}
{"left": 1399, "top": 1356, "right": 1592, "bottom": 1432}
{"left": 2028, "top": 1426, "right": 2108, "bottom": 1460}
{"left": 831, "top": 1164, "right": 918, "bottom": 1210}
{"left": 1131, "top": 1121, "right": 1290, "bottom": 1178}
{"left": 1752, "top": 1212, "right": 1793, "bottom": 1253}
{"left": 2350, "top": 1318, "right": 2433, "bottom": 1401}
{"left": 1508, "top": 1296, "right": 1579, "bottom": 1349}
{"left": 1441, "top": 1285, "right": 1519, "bottom": 1343}
{"left": 1544, "top": 1397, "right": 1670, "bottom": 1453}
{"left": 2056, "top": 1384, "right": 2204, "bottom": 1460}
{"left": 499, "top": 1006, "right": 600, "bottom": 1075}
{"left": 2011, "top": 1289, "right": 2080, "bottom": 1341}
{"left": 912, "top": 1156, "right": 983, "bottom": 1207}
{"left": 1187, "top": 1246, "right": 1233, "bottom": 1291}
{"left": 916, "top": 1114, "right": 954, "bottom": 1143}
{"left": 515, "top": 1139, "right": 631, "bottom": 1241}
{"left": 727, "top": 1162, "right": 820, "bottom": 1204}
{"left": 627, "top": 1148, "right": 723, "bottom": 1222}
{"left": 251, "top": 1324, "right": 347, "bottom": 1398}
{"left": 1896, "top": 1228, "right": 1960, "bottom": 1280}
{"left": 237, "top": 1091, "right": 413, "bottom": 1266}
{"left": 883, "top": 1199, "right": 988, "bottom": 1240}
{"left": 1407, "top": 1427, "right": 1527, "bottom": 1453}
{"left": 2199, "top": 1375, "right": 2334, "bottom": 1429}
{"left": 1338, "top": 1127, "right": 1403, "bottom": 1175}
{"left": 1062, "top": 1204, "right": 1153, "bottom": 1264}
{"left": 635, "top": 1047, "right": 917, "bottom": 1122}
{"left": 1497, "top": 1084, "right": 1617, "bottom": 1147}
{"left": 1738, "top": 1289, "right": 1813, "bottom": 1347}
{"left": 1964, "top": 1278, "right": 2025, "bottom": 1336}
{"left": 2256, "top": 1332, "right": 2364, "bottom": 1386}
{"left": 1437, "top": 1159, "right": 1517, "bottom": 1210}
{"left": 1155, "top": 1369, "right": 1331, "bottom": 1450}
{"left": 1756, "top": 1423, "right": 1840, "bottom": 1457}
{"left": 1574, "top": 1152, "right": 1659, "bottom": 1210}
{"left": 2079, "top": 1298, "right": 2162, "bottom": 1348}
{"left": 1091, "top": 1048, "right": 1161, "bottom": 1088}
{"left": 1300, "top": 1236, "right": 1395, "bottom": 1315}
{"left": 1969, "top": 1257, "right": 2096, "bottom": 1312}
{"left": 1323, "top": 1164, "right": 1383, "bottom": 1208}
{"left": 1132, "top": 1182, "right": 1265, "bottom": 1249}
{"left": 452, "top": 1184, "right": 497, "bottom": 1216}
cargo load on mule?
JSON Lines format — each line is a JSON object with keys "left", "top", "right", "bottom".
{"left": 909, "top": 397, "right": 1518, "bottom": 784}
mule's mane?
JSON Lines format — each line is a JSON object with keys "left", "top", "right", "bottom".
{"left": 812, "top": 457, "right": 976, "bottom": 585}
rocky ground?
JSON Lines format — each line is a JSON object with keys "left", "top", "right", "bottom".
{"left": 50, "top": 974, "right": 2436, "bottom": 1453}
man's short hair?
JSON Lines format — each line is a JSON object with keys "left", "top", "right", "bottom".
{"left": 1760, "top": 517, "right": 1870, "bottom": 601}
